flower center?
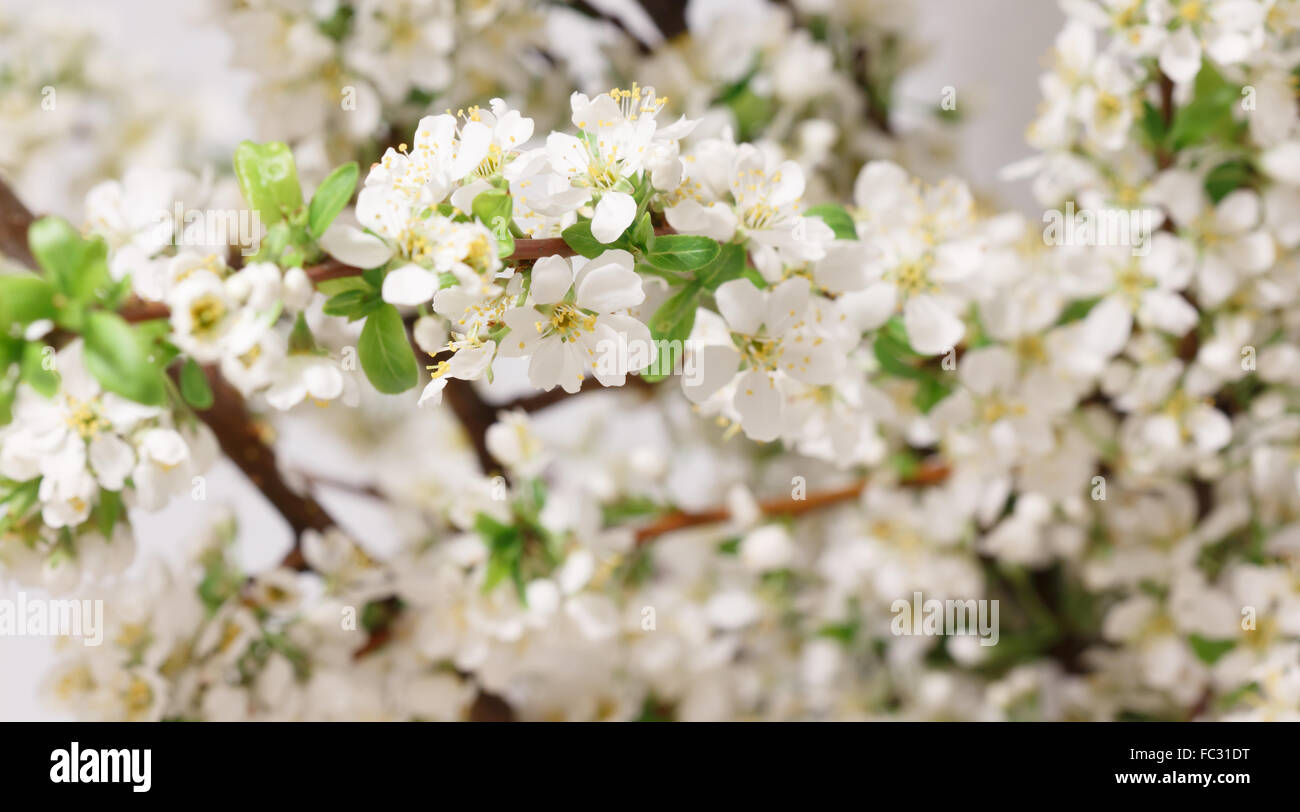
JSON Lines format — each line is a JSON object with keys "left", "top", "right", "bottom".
{"left": 888, "top": 257, "right": 936, "bottom": 298}
{"left": 544, "top": 304, "right": 597, "bottom": 341}
{"left": 739, "top": 335, "right": 783, "bottom": 371}
{"left": 190, "top": 295, "right": 227, "bottom": 336}
{"left": 65, "top": 398, "right": 107, "bottom": 439}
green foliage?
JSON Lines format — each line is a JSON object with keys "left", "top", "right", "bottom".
{"left": 358, "top": 303, "right": 418, "bottom": 394}
{"left": 1203, "top": 159, "right": 1254, "bottom": 203}
{"left": 18, "top": 342, "right": 58, "bottom": 397}
{"left": 695, "top": 243, "right": 746, "bottom": 291}
{"left": 82, "top": 311, "right": 167, "bottom": 406}
{"left": 475, "top": 512, "right": 527, "bottom": 602}
{"left": 561, "top": 220, "right": 608, "bottom": 259}
{"left": 643, "top": 282, "right": 702, "bottom": 383}
{"left": 233, "top": 141, "right": 304, "bottom": 226}
{"left": 95, "top": 488, "right": 124, "bottom": 538}
{"left": 471, "top": 189, "right": 515, "bottom": 257}
{"left": 872, "top": 318, "right": 953, "bottom": 413}
{"left": 0, "top": 274, "right": 56, "bottom": 326}
{"left": 1189, "top": 634, "right": 1236, "bottom": 665}
{"left": 1166, "top": 63, "right": 1245, "bottom": 152}
{"left": 644, "top": 234, "right": 720, "bottom": 272}
{"left": 179, "top": 358, "right": 214, "bottom": 410}
{"left": 804, "top": 204, "right": 858, "bottom": 241}
{"left": 27, "top": 217, "right": 111, "bottom": 306}
{"left": 307, "top": 162, "right": 358, "bottom": 237}
{"left": 0, "top": 478, "right": 40, "bottom": 533}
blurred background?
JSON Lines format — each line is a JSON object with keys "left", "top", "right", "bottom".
{"left": 0, "top": 0, "right": 1063, "bottom": 720}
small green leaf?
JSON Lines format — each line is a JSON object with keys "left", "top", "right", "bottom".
{"left": 179, "top": 358, "right": 214, "bottom": 410}
{"left": 316, "top": 276, "right": 372, "bottom": 296}
{"left": 96, "top": 488, "right": 124, "bottom": 538}
{"left": 1139, "top": 100, "right": 1167, "bottom": 150}
{"left": 561, "top": 220, "right": 607, "bottom": 259}
{"left": 1057, "top": 297, "right": 1100, "bottom": 325}
{"left": 913, "top": 376, "right": 953, "bottom": 414}
{"left": 696, "top": 243, "right": 745, "bottom": 291}
{"left": 27, "top": 218, "right": 110, "bottom": 302}
{"left": 308, "top": 162, "right": 358, "bottom": 237}
{"left": 19, "top": 343, "right": 59, "bottom": 397}
{"left": 288, "top": 312, "right": 318, "bottom": 355}
{"left": 1204, "top": 159, "right": 1254, "bottom": 204}
{"left": 358, "top": 303, "right": 418, "bottom": 394}
{"left": 82, "top": 311, "right": 166, "bottom": 406}
{"left": 233, "top": 141, "right": 304, "bottom": 226}
{"left": 0, "top": 371, "right": 17, "bottom": 426}
{"left": 644, "top": 283, "right": 701, "bottom": 383}
{"left": 645, "top": 235, "right": 721, "bottom": 272}
{"left": 0, "top": 478, "right": 39, "bottom": 526}
{"left": 1189, "top": 634, "right": 1236, "bottom": 665}
{"left": 632, "top": 213, "right": 653, "bottom": 249}
{"left": 1167, "top": 63, "right": 1244, "bottom": 152}
{"left": 804, "top": 204, "right": 858, "bottom": 240}
{"left": 472, "top": 190, "right": 515, "bottom": 258}
{"left": 0, "top": 275, "right": 57, "bottom": 327}
{"left": 323, "top": 289, "right": 382, "bottom": 321}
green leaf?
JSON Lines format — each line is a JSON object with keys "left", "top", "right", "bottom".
{"left": 643, "top": 283, "right": 701, "bottom": 383}
{"left": 913, "top": 376, "right": 953, "bottom": 414}
{"left": 0, "top": 275, "right": 56, "bottom": 327}
{"left": 475, "top": 512, "right": 526, "bottom": 601}
{"left": 696, "top": 243, "right": 746, "bottom": 291}
{"left": 27, "top": 218, "right": 110, "bottom": 302}
{"left": 1057, "top": 296, "right": 1100, "bottom": 325}
{"left": 19, "top": 342, "right": 59, "bottom": 397}
{"left": 179, "top": 358, "right": 214, "bottom": 410}
{"left": 0, "top": 478, "right": 39, "bottom": 527}
{"left": 804, "top": 204, "right": 858, "bottom": 240}
{"left": 233, "top": 141, "right": 303, "bottom": 226}
{"left": 315, "top": 276, "right": 372, "bottom": 296}
{"left": 1167, "top": 63, "right": 1244, "bottom": 152}
{"left": 645, "top": 235, "right": 721, "bottom": 272}
{"left": 322, "top": 289, "right": 381, "bottom": 321}
{"left": 873, "top": 331, "right": 927, "bottom": 380}
{"left": 0, "top": 370, "right": 17, "bottom": 426}
{"left": 1189, "top": 634, "right": 1236, "bottom": 665}
{"left": 632, "top": 212, "right": 653, "bottom": 249}
{"left": 561, "top": 220, "right": 607, "bottom": 259}
{"left": 82, "top": 311, "right": 166, "bottom": 406}
{"left": 288, "top": 312, "right": 318, "bottom": 355}
{"left": 308, "top": 161, "right": 359, "bottom": 237}
{"left": 358, "top": 303, "right": 418, "bottom": 394}
{"left": 725, "top": 86, "right": 774, "bottom": 143}
{"left": 1204, "top": 159, "right": 1254, "bottom": 204}
{"left": 471, "top": 189, "right": 512, "bottom": 230}
{"left": 472, "top": 190, "right": 515, "bottom": 258}
{"left": 95, "top": 488, "right": 124, "bottom": 538}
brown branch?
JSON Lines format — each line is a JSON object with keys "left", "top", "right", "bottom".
{"left": 0, "top": 176, "right": 35, "bottom": 266}
{"left": 632, "top": 460, "right": 951, "bottom": 544}
{"left": 1156, "top": 71, "right": 1175, "bottom": 169}
{"left": 177, "top": 364, "right": 334, "bottom": 571}
{"left": 118, "top": 227, "right": 677, "bottom": 323}
{"left": 295, "top": 469, "right": 387, "bottom": 502}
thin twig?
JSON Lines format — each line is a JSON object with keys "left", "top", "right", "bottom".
{"left": 632, "top": 461, "right": 951, "bottom": 544}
